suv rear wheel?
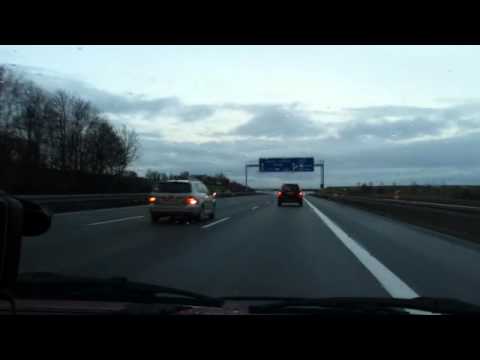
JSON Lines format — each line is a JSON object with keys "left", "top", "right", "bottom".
{"left": 150, "top": 213, "right": 159, "bottom": 223}
{"left": 208, "top": 208, "right": 215, "bottom": 220}
{"left": 194, "top": 206, "right": 206, "bottom": 222}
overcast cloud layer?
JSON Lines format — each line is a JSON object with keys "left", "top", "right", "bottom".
{"left": 11, "top": 63, "right": 480, "bottom": 188}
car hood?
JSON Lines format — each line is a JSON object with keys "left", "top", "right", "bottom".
{"left": 0, "top": 299, "right": 250, "bottom": 315}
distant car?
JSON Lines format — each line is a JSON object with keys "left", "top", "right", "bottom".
{"left": 148, "top": 180, "right": 216, "bottom": 223}
{"left": 277, "top": 183, "right": 304, "bottom": 207}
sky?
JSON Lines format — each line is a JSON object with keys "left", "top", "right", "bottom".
{"left": 1, "top": 45, "right": 480, "bottom": 188}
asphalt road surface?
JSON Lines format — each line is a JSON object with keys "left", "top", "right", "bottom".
{"left": 19, "top": 194, "right": 480, "bottom": 305}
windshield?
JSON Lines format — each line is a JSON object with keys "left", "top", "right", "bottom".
{"left": 282, "top": 184, "right": 300, "bottom": 192}
{"left": 2, "top": 45, "right": 480, "bottom": 313}
{"left": 155, "top": 182, "right": 191, "bottom": 193}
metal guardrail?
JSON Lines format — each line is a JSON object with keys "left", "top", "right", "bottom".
{"left": 14, "top": 191, "right": 260, "bottom": 203}
{"left": 372, "top": 198, "right": 480, "bottom": 212}
{"left": 14, "top": 193, "right": 149, "bottom": 204}
{"left": 312, "top": 192, "right": 480, "bottom": 243}
{"left": 215, "top": 191, "right": 258, "bottom": 198}
{"left": 9, "top": 191, "right": 260, "bottom": 214}
{"left": 314, "top": 193, "right": 480, "bottom": 214}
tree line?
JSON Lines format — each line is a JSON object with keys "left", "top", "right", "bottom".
{"left": 0, "top": 65, "right": 139, "bottom": 176}
{"left": 0, "top": 64, "right": 250, "bottom": 194}
{"left": 144, "top": 170, "right": 252, "bottom": 192}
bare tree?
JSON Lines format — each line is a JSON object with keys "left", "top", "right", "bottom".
{"left": 70, "top": 98, "right": 95, "bottom": 172}
{"left": 145, "top": 169, "right": 162, "bottom": 186}
{"left": 82, "top": 118, "right": 119, "bottom": 175}
{"left": 1, "top": 64, "right": 146, "bottom": 193}
{"left": 1, "top": 69, "right": 47, "bottom": 169}
{"left": 46, "top": 90, "right": 71, "bottom": 171}
{"left": 0, "top": 66, "right": 23, "bottom": 129}
{"left": 13, "top": 83, "right": 49, "bottom": 168}
{"left": 118, "top": 124, "right": 140, "bottom": 171}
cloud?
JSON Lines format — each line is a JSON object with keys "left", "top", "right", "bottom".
{"left": 332, "top": 131, "right": 480, "bottom": 169}
{"left": 137, "top": 138, "right": 253, "bottom": 177}
{"left": 178, "top": 130, "right": 478, "bottom": 187}
{"left": 175, "top": 105, "right": 216, "bottom": 122}
{"left": 6, "top": 63, "right": 480, "bottom": 186}
{"left": 339, "top": 104, "right": 480, "bottom": 143}
{"left": 227, "top": 104, "right": 324, "bottom": 139}
{"left": 346, "top": 105, "right": 437, "bottom": 118}
{"left": 341, "top": 117, "right": 444, "bottom": 141}
{"left": 135, "top": 127, "right": 480, "bottom": 187}
{"left": 11, "top": 65, "right": 216, "bottom": 122}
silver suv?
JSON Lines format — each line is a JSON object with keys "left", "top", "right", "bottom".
{"left": 148, "top": 180, "right": 216, "bottom": 223}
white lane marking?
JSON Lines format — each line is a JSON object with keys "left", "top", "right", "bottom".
{"left": 251, "top": 206, "right": 259, "bottom": 211}
{"left": 56, "top": 205, "right": 149, "bottom": 217}
{"left": 87, "top": 216, "right": 145, "bottom": 226}
{"left": 304, "top": 198, "right": 419, "bottom": 300}
{"left": 201, "top": 217, "right": 231, "bottom": 229}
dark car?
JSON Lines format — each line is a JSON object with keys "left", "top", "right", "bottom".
{"left": 277, "top": 183, "right": 304, "bottom": 206}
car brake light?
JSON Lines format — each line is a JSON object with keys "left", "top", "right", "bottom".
{"left": 148, "top": 196, "right": 157, "bottom": 204}
{"left": 277, "top": 191, "right": 282, "bottom": 197}
{"left": 184, "top": 196, "right": 199, "bottom": 205}
{"left": 299, "top": 192, "right": 304, "bottom": 197}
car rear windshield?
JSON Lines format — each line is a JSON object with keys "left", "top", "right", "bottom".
{"left": 282, "top": 184, "right": 300, "bottom": 192}
{"left": 156, "top": 182, "right": 192, "bottom": 193}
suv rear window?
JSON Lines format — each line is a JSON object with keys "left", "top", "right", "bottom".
{"left": 156, "top": 182, "right": 192, "bottom": 193}
{"left": 282, "top": 184, "right": 300, "bottom": 192}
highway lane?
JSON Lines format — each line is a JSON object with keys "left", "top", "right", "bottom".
{"left": 19, "top": 195, "right": 270, "bottom": 273}
{"left": 306, "top": 196, "right": 480, "bottom": 304}
{"left": 19, "top": 193, "right": 480, "bottom": 304}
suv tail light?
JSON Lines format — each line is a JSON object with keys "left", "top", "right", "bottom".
{"left": 148, "top": 196, "right": 157, "bottom": 204}
{"left": 276, "top": 191, "right": 282, "bottom": 197}
{"left": 299, "top": 191, "right": 304, "bottom": 197}
{"left": 184, "top": 196, "right": 199, "bottom": 205}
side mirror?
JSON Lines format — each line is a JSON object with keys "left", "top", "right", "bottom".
{"left": 16, "top": 198, "right": 52, "bottom": 237}
{"left": 0, "top": 195, "right": 23, "bottom": 287}
{"left": 0, "top": 193, "right": 52, "bottom": 289}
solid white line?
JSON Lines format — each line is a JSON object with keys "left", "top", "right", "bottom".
{"left": 87, "top": 216, "right": 145, "bottom": 226}
{"left": 304, "top": 198, "right": 418, "bottom": 299}
{"left": 201, "top": 217, "right": 231, "bottom": 229}
{"left": 56, "top": 205, "right": 149, "bottom": 217}
{"left": 251, "top": 206, "right": 259, "bottom": 211}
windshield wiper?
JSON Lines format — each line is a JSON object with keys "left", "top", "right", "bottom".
{"left": 14, "top": 272, "right": 223, "bottom": 308}
{"left": 224, "top": 296, "right": 480, "bottom": 315}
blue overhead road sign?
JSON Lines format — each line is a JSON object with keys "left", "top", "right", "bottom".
{"left": 259, "top": 157, "right": 314, "bottom": 172}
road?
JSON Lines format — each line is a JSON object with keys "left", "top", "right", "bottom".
{"left": 19, "top": 194, "right": 480, "bottom": 305}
